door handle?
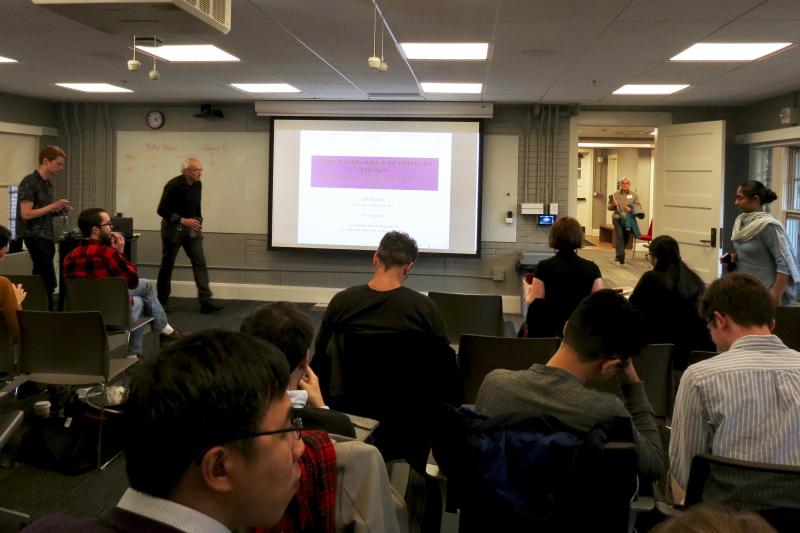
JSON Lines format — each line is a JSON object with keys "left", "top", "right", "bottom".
{"left": 699, "top": 228, "right": 717, "bottom": 247}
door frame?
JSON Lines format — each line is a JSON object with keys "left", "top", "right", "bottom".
{"left": 567, "top": 111, "right": 672, "bottom": 218}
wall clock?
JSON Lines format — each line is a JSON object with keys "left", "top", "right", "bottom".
{"left": 146, "top": 110, "right": 165, "bottom": 129}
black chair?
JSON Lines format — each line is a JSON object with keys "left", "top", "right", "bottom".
{"left": 325, "top": 331, "right": 461, "bottom": 470}
{"left": 0, "top": 409, "right": 28, "bottom": 522}
{"left": 431, "top": 406, "right": 640, "bottom": 532}
{"left": 17, "top": 310, "right": 138, "bottom": 469}
{"left": 428, "top": 292, "right": 505, "bottom": 345}
{"left": 592, "top": 344, "right": 674, "bottom": 419}
{"left": 774, "top": 307, "right": 800, "bottom": 351}
{"left": 458, "top": 334, "right": 560, "bottom": 403}
{"left": 5, "top": 275, "right": 48, "bottom": 311}
{"left": 64, "top": 277, "right": 156, "bottom": 353}
{"left": 687, "top": 350, "right": 718, "bottom": 367}
{"left": 675, "top": 454, "right": 800, "bottom": 531}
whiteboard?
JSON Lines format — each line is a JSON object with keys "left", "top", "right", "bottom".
{"left": 0, "top": 132, "right": 38, "bottom": 186}
{"left": 116, "top": 131, "right": 269, "bottom": 234}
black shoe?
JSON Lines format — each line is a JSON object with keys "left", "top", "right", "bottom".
{"left": 200, "top": 301, "right": 224, "bottom": 314}
{"left": 160, "top": 328, "right": 185, "bottom": 345}
{"left": 619, "top": 257, "right": 625, "bottom": 265}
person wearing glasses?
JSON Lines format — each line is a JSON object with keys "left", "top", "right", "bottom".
{"left": 669, "top": 273, "right": 800, "bottom": 505}
{"left": 23, "top": 330, "right": 306, "bottom": 532}
{"left": 629, "top": 235, "right": 713, "bottom": 371}
{"left": 156, "top": 158, "right": 223, "bottom": 314}
{"left": 607, "top": 177, "right": 642, "bottom": 265}
{"left": 63, "top": 208, "right": 182, "bottom": 357}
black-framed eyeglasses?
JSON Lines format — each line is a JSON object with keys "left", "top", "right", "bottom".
{"left": 194, "top": 417, "right": 303, "bottom": 464}
{"left": 98, "top": 222, "right": 114, "bottom": 227}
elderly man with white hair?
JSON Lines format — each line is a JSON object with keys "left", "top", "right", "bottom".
{"left": 156, "top": 158, "right": 223, "bottom": 314}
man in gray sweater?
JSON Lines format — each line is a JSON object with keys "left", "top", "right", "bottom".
{"left": 475, "top": 290, "right": 665, "bottom": 480}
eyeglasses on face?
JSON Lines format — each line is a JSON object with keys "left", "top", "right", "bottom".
{"left": 194, "top": 417, "right": 303, "bottom": 464}
{"left": 98, "top": 222, "right": 114, "bottom": 227}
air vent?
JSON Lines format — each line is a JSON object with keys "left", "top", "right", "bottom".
{"left": 32, "top": 0, "right": 232, "bottom": 34}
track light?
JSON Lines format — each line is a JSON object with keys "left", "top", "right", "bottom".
{"left": 367, "top": 4, "right": 380, "bottom": 69}
{"left": 127, "top": 34, "right": 141, "bottom": 71}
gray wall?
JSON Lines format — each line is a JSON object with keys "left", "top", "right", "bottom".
{"left": 51, "top": 102, "right": 570, "bottom": 297}
{"left": 0, "top": 91, "right": 56, "bottom": 128}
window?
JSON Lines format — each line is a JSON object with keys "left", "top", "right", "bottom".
{"left": 750, "top": 145, "right": 800, "bottom": 262}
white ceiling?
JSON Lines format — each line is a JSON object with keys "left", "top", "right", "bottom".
{"left": 2, "top": 0, "right": 800, "bottom": 106}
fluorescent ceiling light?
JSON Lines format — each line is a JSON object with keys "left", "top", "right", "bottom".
{"left": 401, "top": 43, "right": 488, "bottom": 60}
{"left": 230, "top": 83, "right": 300, "bottom": 93}
{"left": 613, "top": 84, "right": 689, "bottom": 95}
{"left": 421, "top": 82, "right": 482, "bottom": 94}
{"left": 671, "top": 42, "right": 792, "bottom": 61}
{"left": 56, "top": 83, "right": 132, "bottom": 93}
{"left": 0, "top": 55, "right": 18, "bottom": 63}
{"left": 579, "top": 142, "right": 654, "bottom": 149}
{"left": 135, "top": 44, "right": 239, "bottom": 62}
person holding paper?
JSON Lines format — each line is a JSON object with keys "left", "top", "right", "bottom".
{"left": 607, "top": 177, "right": 642, "bottom": 265}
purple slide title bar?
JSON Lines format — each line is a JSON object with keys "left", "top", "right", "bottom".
{"left": 311, "top": 155, "right": 439, "bottom": 191}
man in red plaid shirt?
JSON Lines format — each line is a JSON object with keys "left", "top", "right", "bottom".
{"left": 63, "top": 208, "right": 181, "bottom": 356}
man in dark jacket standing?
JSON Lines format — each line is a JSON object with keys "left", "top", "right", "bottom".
{"left": 156, "top": 158, "right": 222, "bottom": 314}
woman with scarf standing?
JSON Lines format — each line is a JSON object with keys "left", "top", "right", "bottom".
{"left": 724, "top": 180, "right": 800, "bottom": 305}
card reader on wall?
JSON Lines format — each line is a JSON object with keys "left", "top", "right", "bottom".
{"left": 520, "top": 202, "right": 544, "bottom": 215}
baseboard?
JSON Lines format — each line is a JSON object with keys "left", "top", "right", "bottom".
{"left": 170, "top": 281, "right": 523, "bottom": 315}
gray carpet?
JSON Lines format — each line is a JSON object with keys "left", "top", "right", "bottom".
{"left": 0, "top": 296, "right": 519, "bottom": 531}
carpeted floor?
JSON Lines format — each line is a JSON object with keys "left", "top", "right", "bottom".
{"left": 0, "top": 296, "right": 520, "bottom": 532}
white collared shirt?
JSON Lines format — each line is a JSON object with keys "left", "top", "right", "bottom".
{"left": 117, "top": 488, "right": 230, "bottom": 533}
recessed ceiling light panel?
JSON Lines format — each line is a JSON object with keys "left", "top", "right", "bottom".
{"left": 0, "top": 55, "right": 18, "bottom": 63}
{"left": 613, "top": 84, "right": 689, "bottom": 95}
{"left": 135, "top": 44, "right": 239, "bottom": 62}
{"left": 55, "top": 83, "right": 133, "bottom": 93}
{"left": 401, "top": 43, "right": 488, "bottom": 60}
{"left": 421, "top": 82, "right": 483, "bottom": 94}
{"left": 671, "top": 42, "right": 792, "bottom": 61}
{"left": 230, "top": 83, "right": 300, "bottom": 93}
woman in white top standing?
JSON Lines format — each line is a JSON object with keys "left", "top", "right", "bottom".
{"left": 724, "top": 180, "right": 800, "bottom": 305}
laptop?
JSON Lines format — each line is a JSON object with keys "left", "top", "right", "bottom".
{"left": 110, "top": 216, "right": 134, "bottom": 237}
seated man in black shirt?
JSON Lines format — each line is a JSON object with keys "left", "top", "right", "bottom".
{"left": 313, "top": 231, "right": 458, "bottom": 467}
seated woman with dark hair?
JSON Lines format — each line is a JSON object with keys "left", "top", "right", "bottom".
{"left": 0, "top": 225, "right": 26, "bottom": 341}
{"left": 524, "top": 216, "right": 603, "bottom": 337}
{"left": 629, "top": 235, "right": 714, "bottom": 370}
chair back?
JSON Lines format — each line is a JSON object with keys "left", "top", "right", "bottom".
{"left": 18, "top": 310, "right": 109, "bottom": 378}
{"left": 432, "top": 407, "right": 638, "bottom": 532}
{"left": 64, "top": 277, "right": 132, "bottom": 329}
{"left": 6, "top": 274, "right": 48, "bottom": 311}
{"left": 328, "top": 331, "right": 460, "bottom": 469}
{"left": 592, "top": 343, "right": 674, "bottom": 419}
{"left": 428, "top": 291, "right": 504, "bottom": 344}
{"left": 459, "top": 334, "right": 560, "bottom": 403}
{"left": 774, "top": 306, "right": 800, "bottom": 351}
{"left": 685, "top": 454, "right": 800, "bottom": 529}
{"left": 0, "top": 313, "right": 14, "bottom": 376}
{"left": 687, "top": 350, "right": 718, "bottom": 366}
